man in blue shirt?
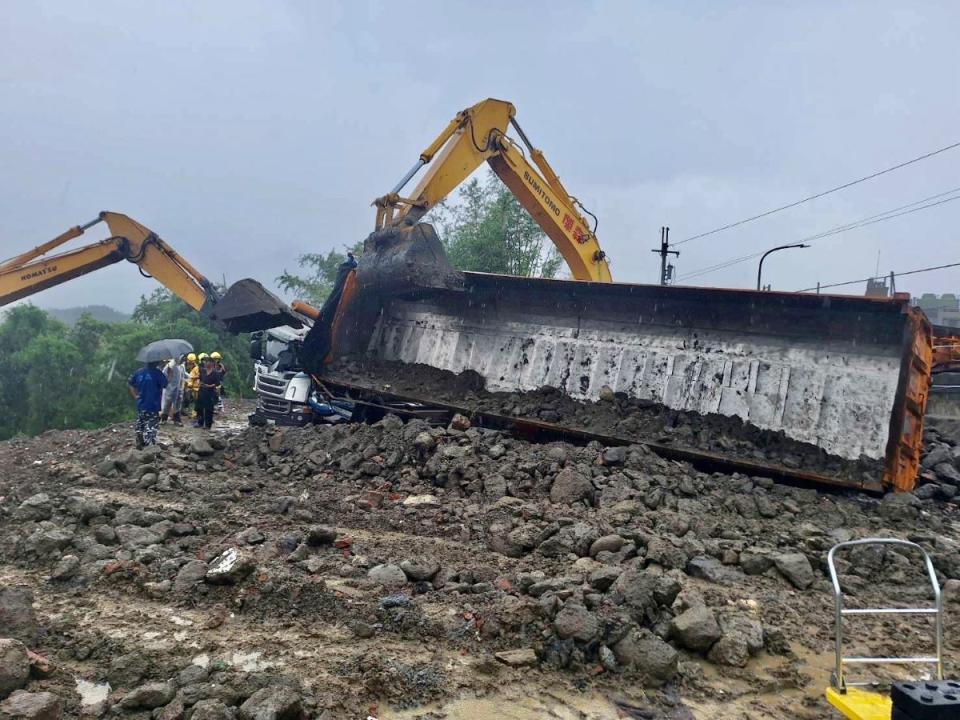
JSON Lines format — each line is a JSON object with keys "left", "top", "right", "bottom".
{"left": 128, "top": 361, "right": 168, "bottom": 449}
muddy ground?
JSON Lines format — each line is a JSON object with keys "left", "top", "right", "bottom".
{"left": 2, "top": 400, "right": 960, "bottom": 720}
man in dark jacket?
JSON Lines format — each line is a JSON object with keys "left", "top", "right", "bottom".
{"left": 128, "top": 361, "right": 168, "bottom": 449}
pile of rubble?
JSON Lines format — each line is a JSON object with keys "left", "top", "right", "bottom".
{"left": 0, "top": 404, "right": 959, "bottom": 718}
{"left": 328, "top": 358, "right": 885, "bottom": 483}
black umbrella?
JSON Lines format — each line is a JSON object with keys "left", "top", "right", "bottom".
{"left": 135, "top": 338, "right": 194, "bottom": 363}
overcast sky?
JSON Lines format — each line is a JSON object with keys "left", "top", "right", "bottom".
{"left": 2, "top": 1, "right": 958, "bottom": 312}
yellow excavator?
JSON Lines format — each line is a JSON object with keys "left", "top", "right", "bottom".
{"left": 0, "top": 212, "right": 219, "bottom": 312}
{"left": 0, "top": 211, "right": 305, "bottom": 333}
{"left": 372, "top": 97, "right": 612, "bottom": 283}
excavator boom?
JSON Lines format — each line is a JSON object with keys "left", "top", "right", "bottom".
{"left": 0, "top": 212, "right": 218, "bottom": 312}
{"left": 374, "top": 98, "right": 612, "bottom": 283}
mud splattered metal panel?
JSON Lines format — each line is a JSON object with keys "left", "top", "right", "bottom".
{"left": 366, "top": 275, "right": 923, "bottom": 464}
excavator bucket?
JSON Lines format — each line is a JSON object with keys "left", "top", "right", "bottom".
{"left": 209, "top": 278, "right": 306, "bottom": 333}
{"left": 329, "top": 222, "right": 933, "bottom": 493}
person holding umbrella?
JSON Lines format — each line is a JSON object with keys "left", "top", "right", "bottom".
{"left": 131, "top": 339, "right": 193, "bottom": 448}
{"left": 128, "top": 360, "right": 167, "bottom": 449}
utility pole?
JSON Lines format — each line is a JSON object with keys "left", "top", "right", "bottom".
{"left": 651, "top": 226, "right": 679, "bottom": 286}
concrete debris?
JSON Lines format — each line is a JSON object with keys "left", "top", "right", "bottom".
{"left": 0, "top": 403, "right": 958, "bottom": 718}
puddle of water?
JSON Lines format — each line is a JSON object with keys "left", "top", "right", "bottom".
{"left": 231, "top": 650, "right": 281, "bottom": 672}
{"left": 75, "top": 679, "right": 111, "bottom": 707}
{"left": 386, "top": 688, "right": 624, "bottom": 720}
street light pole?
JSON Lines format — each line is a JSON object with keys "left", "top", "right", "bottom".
{"left": 757, "top": 243, "right": 809, "bottom": 290}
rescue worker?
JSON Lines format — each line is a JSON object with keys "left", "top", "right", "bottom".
{"left": 128, "top": 360, "right": 167, "bottom": 449}
{"left": 160, "top": 355, "right": 185, "bottom": 425}
{"left": 182, "top": 353, "right": 198, "bottom": 408}
{"left": 210, "top": 351, "right": 227, "bottom": 412}
{"left": 196, "top": 354, "right": 223, "bottom": 430}
{"left": 190, "top": 353, "right": 207, "bottom": 425}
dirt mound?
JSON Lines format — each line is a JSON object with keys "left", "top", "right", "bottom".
{"left": 1, "top": 402, "right": 959, "bottom": 718}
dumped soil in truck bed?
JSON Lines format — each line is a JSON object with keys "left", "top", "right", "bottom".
{"left": 327, "top": 358, "right": 884, "bottom": 486}
{"left": 2, "top": 400, "right": 960, "bottom": 718}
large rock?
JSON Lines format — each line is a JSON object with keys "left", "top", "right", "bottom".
{"left": 552, "top": 602, "right": 599, "bottom": 642}
{"left": 549, "top": 468, "right": 593, "bottom": 505}
{"left": 670, "top": 605, "right": 722, "bottom": 651}
{"left": 589, "top": 534, "right": 626, "bottom": 558}
{"left": 174, "top": 561, "right": 209, "bottom": 592}
{"left": 773, "top": 553, "right": 815, "bottom": 589}
{"left": 115, "top": 525, "right": 162, "bottom": 549}
{"left": 399, "top": 559, "right": 439, "bottom": 581}
{"left": 205, "top": 548, "right": 255, "bottom": 585}
{"left": 367, "top": 564, "right": 407, "bottom": 589}
{"left": 878, "top": 492, "right": 922, "bottom": 522}
{"left": 120, "top": 682, "right": 175, "bottom": 709}
{"left": 49, "top": 555, "right": 80, "bottom": 582}
{"left": 306, "top": 525, "right": 337, "bottom": 546}
{"left": 686, "top": 556, "right": 735, "bottom": 583}
{"left": 739, "top": 552, "right": 773, "bottom": 575}
{"left": 0, "top": 639, "right": 29, "bottom": 699}
{"left": 538, "top": 522, "right": 598, "bottom": 558}
{"left": 935, "top": 463, "right": 960, "bottom": 486}
{"left": 0, "top": 588, "right": 38, "bottom": 645}
{"left": 0, "top": 691, "right": 62, "bottom": 720}
{"left": 707, "top": 633, "right": 751, "bottom": 667}
{"left": 15, "top": 494, "right": 52, "bottom": 522}
{"left": 494, "top": 648, "right": 538, "bottom": 667}
{"left": 612, "top": 628, "right": 678, "bottom": 685}
{"left": 238, "top": 687, "right": 301, "bottom": 720}
{"left": 190, "top": 437, "right": 216, "bottom": 456}
{"left": 190, "top": 700, "right": 234, "bottom": 720}
{"left": 922, "top": 445, "right": 954, "bottom": 469}
{"left": 609, "top": 568, "right": 681, "bottom": 621}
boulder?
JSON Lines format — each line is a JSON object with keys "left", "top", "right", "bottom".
{"left": 205, "top": 548, "right": 255, "bottom": 585}
{"left": 190, "top": 700, "right": 234, "bottom": 720}
{"left": 707, "top": 633, "right": 751, "bottom": 667}
{"left": 612, "top": 628, "right": 678, "bottom": 685}
{"left": 589, "top": 534, "right": 626, "bottom": 558}
{"left": 494, "top": 648, "right": 538, "bottom": 667}
{"left": 306, "top": 525, "right": 337, "bottom": 546}
{"left": 238, "top": 687, "right": 301, "bottom": 720}
{"left": 549, "top": 468, "right": 593, "bottom": 505}
{"left": 670, "top": 605, "right": 722, "bottom": 651}
{"left": 120, "top": 682, "right": 176, "bottom": 709}
{"left": 0, "top": 588, "right": 38, "bottom": 645}
{"left": 15, "top": 494, "right": 52, "bottom": 522}
{"left": 773, "top": 553, "right": 815, "bottom": 589}
{"left": 552, "top": 602, "right": 599, "bottom": 642}
{"left": 190, "top": 437, "right": 216, "bottom": 456}
{"left": 0, "top": 639, "right": 29, "bottom": 699}
{"left": 174, "top": 561, "right": 209, "bottom": 592}
{"left": 399, "top": 559, "right": 439, "bottom": 581}
{"left": 367, "top": 564, "right": 407, "bottom": 589}
{"left": 49, "top": 556, "right": 80, "bottom": 582}
{"left": 0, "top": 691, "right": 62, "bottom": 720}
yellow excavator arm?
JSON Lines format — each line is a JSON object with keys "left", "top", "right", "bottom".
{"left": 373, "top": 98, "right": 613, "bottom": 283}
{"left": 0, "top": 212, "right": 218, "bottom": 311}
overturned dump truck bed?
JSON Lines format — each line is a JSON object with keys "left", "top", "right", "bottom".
{"left": 331, "top": 254, "right": 932, "bottom": 493}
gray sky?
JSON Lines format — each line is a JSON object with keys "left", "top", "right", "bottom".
{"left": 3, "top": 1, "right": 959, "bottom": 312}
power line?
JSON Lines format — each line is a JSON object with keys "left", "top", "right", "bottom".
{"left": 676, "top": 139, "right": 960, "bottom": 245}
{"left": 796, "top": 260, "right": 960, "bottom": 293}
{"left": 677, "top": 187, "right": 960, "bottom": 281}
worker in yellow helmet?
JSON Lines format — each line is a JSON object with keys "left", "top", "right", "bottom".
{"left": 188, "top": 353, "right": 207, "bottom": 425}
{"left": 182, "top": 353, "right": 199, "bottom": 410}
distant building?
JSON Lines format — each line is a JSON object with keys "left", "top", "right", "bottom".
{"left": 915, "top": 293, "right": 960, "bottom": 329}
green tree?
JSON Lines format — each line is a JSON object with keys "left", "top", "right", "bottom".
{"left": 430, "top": 170, "right": 563, "bottom": 278}
{"left": 277, "top": 241, "right": 363, "bottom": 306}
